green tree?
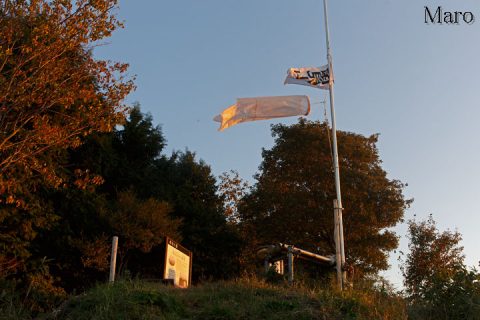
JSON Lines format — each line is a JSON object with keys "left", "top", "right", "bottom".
{"left": 157, "top": 151, "right": 242, "bottom": 281}
{"left": 30, "top": 106, "right": 179, "bottom": 290}
{"left": 401, "top": 216, "right": 480, "bottom": 320}
{"left": 65, "top": 107, "right": 242, "bottom": 283}
{"left": 32, "top": 188, "right": 111, "bottom": 291}
{"left": 44, "top": 107, "right": 240, "bottom": 286}
{"left": 106, "top": 190, "right": 182, "bottom": 274}
{"left": 240, "top": 119, "right": 410, "bottom": 277}
{"left": 107, "top": 104, "right": 166, "bottom": 197}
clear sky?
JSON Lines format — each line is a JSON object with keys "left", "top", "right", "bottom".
{"left": 95, "top": 0, "right": 480, "bottom": 288}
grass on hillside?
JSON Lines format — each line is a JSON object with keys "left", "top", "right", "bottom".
{"left": 32, "top": 277, "right": 407, "bottom": 320}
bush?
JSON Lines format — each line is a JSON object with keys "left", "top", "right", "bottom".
{"left": 0, "top": 280, "right": 33, "bottom": 320}
{"left": 407, "top": 267, "right": 480, "bottom": 320}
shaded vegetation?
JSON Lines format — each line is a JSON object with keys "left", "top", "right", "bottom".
{"left": 401, "top": 216, "right": 480, "bottom": 320}
{"left": 0, "top": 105, "right": 241, "bottom": 313}
{"left": 238, "top": 120, "right": 411, "bottom": 278}
{"left": 46, "top": 279, "right": 406, "bottom": 320}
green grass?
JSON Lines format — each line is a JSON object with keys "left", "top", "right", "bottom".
{"left": 0, "top": 277, "right": 407, "bottom": 319}
{"left": 40, "top": 278, "right": 407, "bottom": 320}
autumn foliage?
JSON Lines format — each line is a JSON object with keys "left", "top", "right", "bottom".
{"left": 0, "top": 0, "right": 136, "bottom": 306}
{"left": 2, "top": 2, "right": 479, "bottom": 319}
{"left": 401, "top": 216, "right": 480, "bottom": 319}
{"left": 0, "top": 0, "right": 134, "bottom": 205}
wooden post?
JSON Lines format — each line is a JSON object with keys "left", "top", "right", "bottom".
{"left": 287, "top": 245, "right": 294, "bottom": 284}
{"left": 264, "top": 257, "right": 270, "bottom": 273}
{"left": 109, "top": 236, "right": 118, "bottom": 283}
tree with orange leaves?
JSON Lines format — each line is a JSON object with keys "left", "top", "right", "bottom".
{"left": 0, "top": 1, "right": 133, "bottom": 300}
{"left": 0, "top": 0, "right": 134, "bottom": 206}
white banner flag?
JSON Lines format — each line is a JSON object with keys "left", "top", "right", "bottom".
{"left": 213, "top": 95, "right": 310, "bottom": 131}
{"left": 284, "top": 65, "right": 331, "bottom": 90}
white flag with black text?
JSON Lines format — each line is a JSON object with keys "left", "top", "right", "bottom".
{"left": 284, "top": 65, "right": 331, "bottom": 90}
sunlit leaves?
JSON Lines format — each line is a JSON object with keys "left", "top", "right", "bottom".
{"left": 401, "top": 215, "right": 465, "bottom": 302}
{"left": 401, "top": 216, "right": 480, "bottom": 319}
{"left": 0, "top": 0, "right": 134, "bottom": 205}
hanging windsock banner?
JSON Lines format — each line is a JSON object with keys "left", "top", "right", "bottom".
{"left": 213, "top": 95, "right": 310, "bottom": 131}
{"left": 284, "top": 64, "right": 331, "bottom": 90}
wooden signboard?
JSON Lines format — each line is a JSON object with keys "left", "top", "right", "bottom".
{"left": 163, "top": 237, "right": 192, "bottom": 288}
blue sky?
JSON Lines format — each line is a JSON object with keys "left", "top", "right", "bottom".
{"left": 96, "top": 0, "right": 480, "bottom": 288}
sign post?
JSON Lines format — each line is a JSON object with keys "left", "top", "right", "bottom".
{"left": 109, "top": 236, "right": 118, "bottom": 283}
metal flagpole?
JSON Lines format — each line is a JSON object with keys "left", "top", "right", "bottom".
{"left": 323, "top": 0, "right": 346, "bottom": 289}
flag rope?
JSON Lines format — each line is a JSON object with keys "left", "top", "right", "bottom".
{"left": 321, "top": 95, "right": 335, "bottom": 172}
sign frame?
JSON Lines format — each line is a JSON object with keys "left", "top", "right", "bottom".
{"left": 163, "top": 237, "right": 192, "bottom": 288}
